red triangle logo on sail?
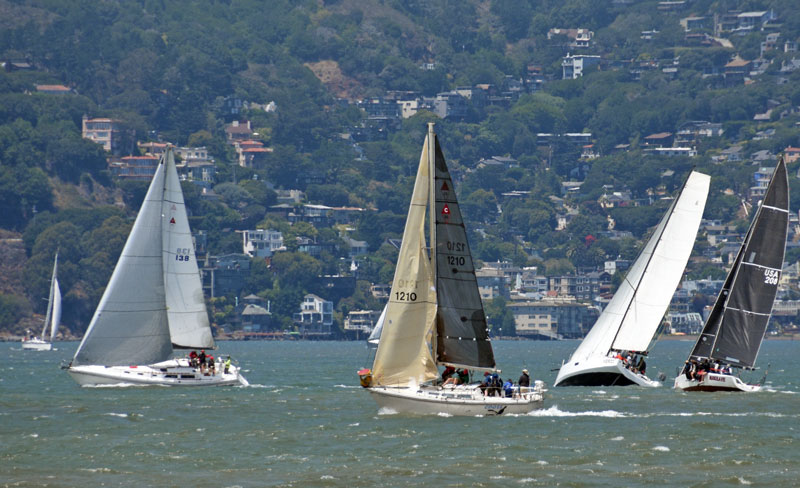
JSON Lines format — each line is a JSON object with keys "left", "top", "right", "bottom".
{"left": 442, "top": 204, "right": 450, "bottom": 216}
{"left": 441, "top": 181, "right": 450, "bottom": 192}
{"left": 170, "top": 217, "right": 176, "bottom": 224}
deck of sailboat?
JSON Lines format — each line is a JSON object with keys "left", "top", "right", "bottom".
{"left": 367, "top": 382, "right": 545, "bottom": 416}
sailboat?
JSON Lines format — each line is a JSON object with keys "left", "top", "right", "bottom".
{"left": 358, "top": 123, "right": 545, "bottom": 415}
{"left": 22, "top": 253, "right": 61, "bottom": 351}
{"left": 65, "top": 147, "right": 247, "bottom": 386}
{"left": 675, "top": 158, "right": 788, "bottom": 392}
{"left": 555, "top": 171, "right": 710, "bottom": 387}
{"left": 366, "top": 305, "right": 385, "bottom": 348}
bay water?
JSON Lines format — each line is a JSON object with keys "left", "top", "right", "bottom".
{"left": 2, "top": 339, "right": 798, "bottom": 487}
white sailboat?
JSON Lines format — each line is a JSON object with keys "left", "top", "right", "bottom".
{"left": 366, "top": 304, "right": 385, "bottom": 348}
{"left": 65, "top": 147, "right": 247, "bottom": 386}
{"left": 555, "top": 171, "right": 710, "bottom": 387}
{"left": 22, "top": 253, "right": 61, "bottom": 351}
{"left": 358, "top": 123, "right": 545, "bottom": 415}
{"left": 675, "top": 158, "right": 788, "bottom": 392}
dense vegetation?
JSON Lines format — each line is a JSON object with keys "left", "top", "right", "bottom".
{"left": 2, "top": 0, "right": 800, "bottom": 335}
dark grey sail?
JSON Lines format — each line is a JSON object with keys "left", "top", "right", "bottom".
{"left": 688, "top": 158, "right": 789, "bottom": 368}
{"left": 432, "top": 135, "right": 496, "bottom": 369}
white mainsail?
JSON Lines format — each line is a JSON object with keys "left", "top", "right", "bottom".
{"left": 41, "top": 253, "right": 61, "bottom": 342}
{"left": 370, "top": 133, "right": 438, "bottom": 387}
{"left": 568, "top": 171, "right": 710, "bottom": 362}
{"left": 72, "top": 148, "right": 214, "bottom": 367}
{"left": 162, "top": 150, "right": 215, "bottom": 350}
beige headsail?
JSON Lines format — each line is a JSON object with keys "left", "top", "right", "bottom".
{"left": 371, "top": 129, "right": 438, "bottom": 387}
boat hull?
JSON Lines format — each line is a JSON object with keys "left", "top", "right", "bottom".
{"left": 66, "top": 358, "right": 247, "bottom": 387}
{"left": 367, "top": 381, "right": 546, "bottom": 416}
{"left": 22, "top": 339, "right": 52, "bottom": 351}
{"left": 555, "top": 356, "right": 660, "bottom": 387}
{"left": 673, "top": 373, "right": 761, "bottom": 392}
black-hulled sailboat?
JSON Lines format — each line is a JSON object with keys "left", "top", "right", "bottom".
{"left": 675, "top": 158, "right": 789, "bottom": 392}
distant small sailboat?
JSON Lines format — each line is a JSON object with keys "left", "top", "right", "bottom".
{"left": 22, "top": 253, "right": 61, "bottom": 351}
{"left": 358, "top": 123, "right": 545, "bottom": 415}
{"left": 555, "top": 171, "right": 710, "bottom": 387}
{"left": 65, "top": 147, "right": 247, "bottom": 386}
{"left": 366, "top": 305, "right": 385, "bottom": 348}
{"left": 675, "top": 158, "right": 788, "bottom": 392}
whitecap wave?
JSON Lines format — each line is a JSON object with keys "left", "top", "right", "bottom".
{"left": 653, "top": 446, "right": 670, "bottom": 452}
{"left": 526, "top": 405, "right": 625, "bottom": 418}
{"left": 377, "top": 407, "right": 398, "bottom": 415}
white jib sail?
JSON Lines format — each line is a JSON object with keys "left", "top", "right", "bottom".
{"left": 161, "top": 149, "right": 215, "bottom": 350}
{"left": 569, "top": 171, "right": 710, "bottom": 361}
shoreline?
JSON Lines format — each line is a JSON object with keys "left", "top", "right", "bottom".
{"left": 4, "top": 333, "right": 799, "bottom": 343}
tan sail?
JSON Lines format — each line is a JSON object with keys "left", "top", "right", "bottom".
{"left": 371, "top": 132, "right": 438, "bottom": 387}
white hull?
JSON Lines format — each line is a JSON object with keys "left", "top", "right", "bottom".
{"left": 673, "top": 373, "right": 761, "bottom": 392}
{"left": 66, "top": 358, "right": 247, "bottom": 387}
{"left": 22, "top": 339, "right": 52, "bottom": 351}
{"left": 367, "top": 381, "right": 546, "bottom": 416}
{"left": 555, "top": 356, "right": 660, "bottom": 387}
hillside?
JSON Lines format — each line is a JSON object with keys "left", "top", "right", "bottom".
{"left": 1, "top": 0, "right": 800, "bottom": 336}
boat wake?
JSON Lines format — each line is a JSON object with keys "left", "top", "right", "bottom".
{"left": 83, "top": 383, "right": 142, "bottom": 388}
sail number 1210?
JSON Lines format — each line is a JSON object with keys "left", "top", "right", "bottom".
{"left": 395, "top": 291, "right": 417, "bottom": 301}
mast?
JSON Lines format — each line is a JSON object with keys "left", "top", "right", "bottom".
{"left": 427, "top": 123, "right": 438, "bottom": 361}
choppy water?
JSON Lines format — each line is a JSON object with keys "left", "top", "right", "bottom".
{"left": 1, "top": 339, "right": 799, "bottom": 487}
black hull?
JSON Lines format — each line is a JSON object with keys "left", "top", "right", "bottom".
{"left": 556, "top": 372, "right": 636, "bottom": 387}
